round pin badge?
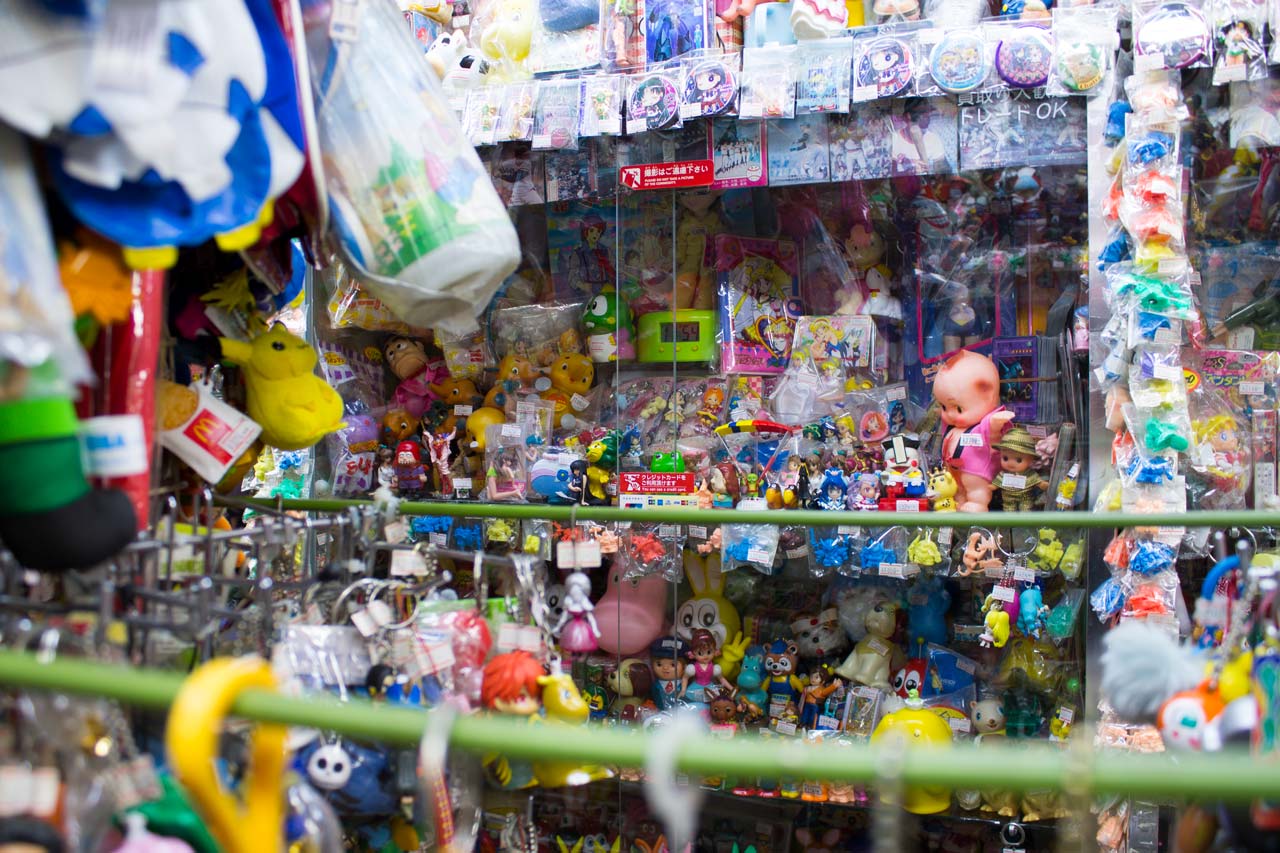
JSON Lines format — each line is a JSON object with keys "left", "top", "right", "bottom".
{"left": 1055, "top": 39, "right": 1106, "bottom": 93}
{"left": 1135, "top": 1, "right": 1209, "bottom": 69}
{"left": 629, "top": 72, "right": 680, "bottom": 131}
{"left": 682, "top": 58, "right": 738, "bottom": 118}
{"left": 855, "top": 37, "right": 914, "bottom": 98}
{"left": 995, "top": 26, "right": 1052, "bottom": 88}
{"left": 929, "top": 31, "right": 988, "bottom": 94}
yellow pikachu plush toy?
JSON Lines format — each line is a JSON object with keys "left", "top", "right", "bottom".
{"left": 219, "top": 325, "right": 344, "bottom": 451}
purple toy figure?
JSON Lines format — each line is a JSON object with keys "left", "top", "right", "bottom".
{"left": 851, "top": 472, "right": 881, "bottom": 511}
{"left": 554, "top": 571, "right": 601, "bottom": 656}
{"left": 933, "top": 350, "right": 1016, "bottom": 512}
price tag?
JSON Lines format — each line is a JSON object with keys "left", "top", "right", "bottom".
{"left": 738, "top": 498, "right": 768, "bottom": 511}
{"left": 948, "top": 717, "right": 972, "bottom": 733}
{"left": 886, "top": 385, "right": 907, "bottom": 401}
{"left": 773, "top": 720, "right": 798, "bottom": 736}
{"left": 854, "top": 84, "right": 878, "bottom": 101}
{"left": 1157, "top": 256, "right": 1188, "bottom": 275}
{"left": 430, "top": 532, "right": 448, "bottom": 547}
{"left": 896, "top": 500, "right": 920, "bottom": 512}
{"left": 384, "top": 520, "right": 408, "bottom": 544}
{"left": 1154, "top": 326, "right": 1180, "bottom": 345}
{"left": 958, "top": 433, "right": 984, "bottom": 448}
{"left": 690, "top": 525, "right": 707, "bottom": 540}
{"left": 853, "top": 686, "right": 880, "bottom": 699}
{"left": 838, "top": 525, "right": 862, "bottom": 536}
{"left": 938, "top": 527, "right": 953, "bottom": 546}
{"left": 502, "top": 423, "right": 522, "bottom": 438}
{"left": 452, "top": 477, "right": 473, "bottom": 492}
{"left": 984, "top": 565, "right": 1007, "bottom": 578}
{"left": 1134, "top": 51, "right": 1164, "bottom": 72}
{"left": 328, "top": 0, "right": 362, "bottom": 41}
{"left": 1241, "top": 381, "right": 1266, "bottom": 396}
{"left": 866, "top": 637, "right": 889, "bottom": 655}
{"left": 658, "top": 524, "right": 680, "bottom": 538}
{"left": 1152, "top": 362, "right": 1181, "bottom": 380}
{"left": 1057, "top": 707, "right": 1075, "bottom": 724}
{"left": 557, "top": 539, "right": 602, "bottom": 569}
{"left": 1219, "top": 63, "right": 1247, "bottom": 82}
{"left": 990, "top": 585, "right": 1016, "bottom": 602}
{"left": 817, "top": 715, "right": 841, "bottom": 730}
{"left": 746, "top": 546, "right": 773, "bottom": 565}
{"left": 879, "top": 562, "right": 905, "bottom": 578}
{"left": 391, "top": 549, "right": 427, "bottom": 576}
{"left": 1026, "top": 424, "right": 1049, "bottom": 438}
{"left": 350, "top": 608, "right": 378, "bottom": 637}
{"left": 571, "top": 393, "right": 591, "bottom": 411}
{"left": 1002, "top": 473, "right": 1027, "bottom": 489}
{"left": 680, "top": 103, "right": 702, "bottom": 119}
{"left": 1013, "top": 566, "right": 1036, "bottom": 582}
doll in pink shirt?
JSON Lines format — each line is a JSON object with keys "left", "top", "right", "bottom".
{"left": 933, "top": 350, "right": 1015, "bottom": 512}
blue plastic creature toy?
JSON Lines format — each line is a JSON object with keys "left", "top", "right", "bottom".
{"left": 735, "top": 648, "right": 768, "bottom": 715}
{"left": 1017, "top": 587, "right": 1050, "bottom": 640}
{"left": 907, "top": 574, "right": 951, "bottom": 656}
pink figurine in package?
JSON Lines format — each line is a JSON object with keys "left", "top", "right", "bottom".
{"left": 716, "top": 235, "right": 804, "bottom": 373}
{"left": 932, "top": 349, "right": 1015, "bottom": 512}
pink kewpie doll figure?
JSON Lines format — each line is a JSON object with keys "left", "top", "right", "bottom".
{"left": 932, "top": 350, "right": 1015, "bottom": 513}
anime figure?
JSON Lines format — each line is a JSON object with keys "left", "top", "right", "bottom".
{"left": 852, "top": 472, "right": 880, "bottom": 510}
{"left": 815, "top": 468, "right": 848, "bottom": 511}
{"left": 373, "top": 446, "right": 395, "bottom": 494}
{"left": 991, "top": 427, "right": 1048, "bottom": 511}
{"left": 680, "top": 628, "right": 734, "bottom": 705}
{"left": 675, "top": 191, "right": 723, "bottom": 310}
{"left": 933, "top": 350, "right": 1014, "bottom": 512}
{"left": 1193, "top": 414, "right": 1249, "bottom": 495}
{"left": 799, "top": 664, "right": 843, "bottom": 729}
{"left": 1016, "top": 586, "right": 1049, "bottom": 640}
{"left": 762, "top": 639, "right": 805, "bottom": 712}
{"left": 427, "top": 429, "right": 456, "bottom": 496}
{"left": 486, "top": 453, "right": 527, "bottom": 502}
{"left": 607, "top": 658, "right": 653, "bottom": 722}
{"left": 979, "top": 595, "right": 1011, "bottom": 649}
{"left": 480, "top": 651, "right": 544, "bottom": 789}
{"left": 392, "top": 441, "right": 429, "bottom": 498}
{"left": 649, "top": 637, "right": 686, "bottom": 712}
{"left": 553, "top": 572, "right": 601, "bottom": 657}
{"left": 647, "top": 0, "right": 704, "bottom": 63}
{"left": 835, "top": 599, "right": 898, "bottom": 690}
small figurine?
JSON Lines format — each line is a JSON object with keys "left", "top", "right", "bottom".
{"left": 426, "top": 429, "right": 456, "bottom": 496}
{"left": 851, "top": 472, "right": 881, "bottom": 510}
{"left": 799, "top": 664, "right": 843, "bottom": 729}
{"left": 649, "top": 637, "right": 686, "bottom": 712}
{"left": 991, "top": 427, "right": 1048, "bottom": 512}
{"left": 835, "top": 600, "right": 898, "bottom": 690}
{"left": 815, "top": 468, "right": 848, "bottom": 511}
{"left": 607, "top": 658, "right": 653, "bottom": 722}
{"left": 680, "top": 628, "right": 735, "bottom": 705}
{"left": 382, "top": 409, "right": 418, "bottom": 447}
{"left": 979, "top": 594, "right": 1011, "bottom": 648}
{"left": 554, "top": 571, "right": 602, "bottom": 657}
{"left": 707, "top": 688, "right": 740, "bottom": 733}
{"left": 968, "top": 697, "right": 1007, "bottom": 741}
{"left": 392, "top": 441, "right": 429, "bottom": 498}
{"left": 763, "top": 639, "right": 806, "bottom": 712}
{"left": 582, "top": 286, "right": 636, "bottom": 362}
{"left": 480, "top": 650, "right": 545, "bottom": 789}
{"left": 735, "top": 649, "right": 768, "bottom": 720}
{"left": 373, "top": 446, "right": 395, "bottom": 494}
{"left": 486, "top": 455, "right": 527, "bottom": 502}
{"left": 1017, "top": 586, "right": 1050, "bottom": 639}
{"left": 959, "top": 530, "right": 1002, "bottom": 577}
{"left": 932, "top": 350, "right": 1016, "bottom": 512}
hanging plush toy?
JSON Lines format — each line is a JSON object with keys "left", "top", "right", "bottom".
{"left": 219, "top": 324, "right": 344, "bottom": 451}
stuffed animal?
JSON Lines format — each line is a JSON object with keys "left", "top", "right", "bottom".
{"left": 220, "top": 324, "right": 344, "bottom": 450}
{"left": 607, "top": 658, "right": 654, "bottom": 722}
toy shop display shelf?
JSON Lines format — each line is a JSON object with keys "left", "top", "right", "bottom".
{"left": 235, "top": 497, "right": 1280, "bottom": 531}
{"left": 0, "top": 648, "right": 1275, "bottom": 805}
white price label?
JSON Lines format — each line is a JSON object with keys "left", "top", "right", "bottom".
{"left": 817, "top": 715, "right": 841, "bottom": 730}
{"left": 452, "top": 477, "right": 473, "bottom": 492}
{"left": 879, "top": 562, "right": 906, "bottom": 578}
{"left": 1002, "top": 474, "right": 1027, "bottom": 489}
{"left": 866, "top": 637, "right": 889, "bottom": 655}
{"left": 1134, "top": 51, "right": 1165, "bottom": 72}
{"left": 773, "top": 720, "right": 798, "bottom": 736}
{"left": 384, "top": 520, "right": 408, "bottom": 544}
{"left": 938, "top": 527, "right": 953, "bottom": 546}
{"left": 557, "top": 539, "right": 602, "bottom": 569}
{"left": 429, "top": 532, "right": 448, "bottom": 547}
{"left": 886, "top": 385, "right": 907, "bottom": 401}
{"left": 1152, "top": 362, "right": 1181, "bottom": 380}
{"left": 454, "top": 404, "right": 474, "bottom": 417}
{"left": 690, "top": 525, "right": 708, "bottom": 540}
{"left": 1218, "top": 63, "right": 1247, "bottom": 82}
{"left": 680, "top": 103, "right": 702, "bottom": 119}
{"left": 1153, "top": 326, "right": 1180, "bottom": 345}
{"left": 854, "top": 84, "right": 878, "bottom": 101}
{"left": 1057, "top": 707, "right": 1075, "bottom": 724}
{"left": 502, "top": 423, "right": 522, "bottom": 438}
{"left": 1013, "top": 566, "right": 1036, "bottom": 582}
{"left": 1241, "top": 381, "right": 1266, "bottom": 396}
{"left": 391, "top": 549, "right": 427, "bottom": 576}
{"left": 658, "top": 524, "right": 679, "bottom": 538}
{"left": 990, "top": 585, "right": 1016, "bottom": 602}
{"left": 949, "top": 717, "right": 972, "bottom": 733}
{"left": 958, "top": 433, "right": 984, "bottom": 448}
{"left": 838, "top": 525, "right": 862, "bottom": 535}
{"left": 896, "top": 500, "right": 920, "bottom": 512}
{"left": 746, "top": 546, "right": 773, "bottom": 565}
{"left": 350, "top": 608, "right": 379, "bottom": 637}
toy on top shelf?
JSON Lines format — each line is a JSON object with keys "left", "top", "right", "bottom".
{"left": 932, "top": 350, "right": 1015, "bottom": 512}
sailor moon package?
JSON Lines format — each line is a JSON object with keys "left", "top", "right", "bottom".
{"left": 715, "top": 235, "right": 804, "bottom": 373}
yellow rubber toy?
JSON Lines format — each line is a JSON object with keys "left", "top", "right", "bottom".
{"left": 166, "top": 657, "right": 287, "bottom": 853}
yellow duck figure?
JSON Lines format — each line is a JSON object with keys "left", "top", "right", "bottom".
{"left": 220, "top": 325, "right": 345, "bottom": 451}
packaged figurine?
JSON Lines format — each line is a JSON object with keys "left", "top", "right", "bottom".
{"left": 715, "top": 235, "right": 804, "bottom": 373}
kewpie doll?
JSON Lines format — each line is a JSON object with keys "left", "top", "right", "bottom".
{"left": 932, "top": 350, "right": 1015, "bottom": 512}
{"left": 991, "top": 428, "right": 1048, "bottom": 512}
{"left": 680, "top": 628, "right": 734, "bottom": 705}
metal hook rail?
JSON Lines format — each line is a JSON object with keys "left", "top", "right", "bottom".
{"left": 0, "top": 649, "right": 1274, "bottom": 804}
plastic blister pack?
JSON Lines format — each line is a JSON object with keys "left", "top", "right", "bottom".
{"left": 626, "top": 70, "right": 685, "bottom": 134}
{"left": 795, "top": 38, "right": 853, "bottom": 113}
{"left": 1210, "top": 0, "right": 1269, "bottom": 85}
{"left": 920, "top": 27, "right": 989, "bottom": 96}
{"left": 739, "top": 45, "right": 798, "bottom": 119}
{"left": 620, "top": 522, "right": 685, "bottom": 580}
{"left": 532, "top": 79, "right": 584, "bottom": 151}
{"left": 680, "top": 54, "right": 741, "bottom": 121}
{"left": 1048, "top": 6, "right": 1119, "bottom": 96}
{"left": 1132, "top": 0, "right": 1212, "bottom": 71}
{"left": 722, "top": 517, "right": 781, "bottom": 574}
{"left": 581, "top": 75, "right": 624, "bottom": 136}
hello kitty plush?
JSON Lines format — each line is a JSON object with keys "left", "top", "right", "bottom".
{"left": 932, "top": 350, "right": 1015, "bottom": 512}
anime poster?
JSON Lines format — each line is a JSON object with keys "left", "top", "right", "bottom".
{"left": 488, "top": 143, "right": 545, "bottom": 208}
{"left": 716, "top": 235, "right": 803, "bottom": 373}
{"left": 711, "top": 118, "right": 767, "bottom": 189}
{"left": 545, "top": 147, "right": 597, "bottom": 202}
{"left": 645, "top": 0, "right": 708, "bottom": 64}
{"left": 958, "top": 91, "right": 1086, "bottom": 171}
{"left": 767, "top": 114, "right": 830, "bottom": 186}
{"left": 547, "top": 199, "right": 617, "bottom": 301}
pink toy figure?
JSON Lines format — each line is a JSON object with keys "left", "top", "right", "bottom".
{"left": 428, "top": 428, "right": 456, "bottom": 496}
{"left": 554, "top": 571, "right": 601, "bottom": 657}
{"left": 679, "top": 627, "right": 733, "bottom": 704}
{"left": 595, "top": 566, "right": 668, "bottom": 656}
{"left": 932, "top": 350, "right": 1015, "bottom": 512}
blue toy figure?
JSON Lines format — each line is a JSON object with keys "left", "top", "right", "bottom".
{"left": 1017, "top": 586, "right": 1050, "bottom": 639}
{"left": 815, "top": 468, "right": 847, "bottom": 511}
{"left": 649, "top": 636, "right": 686, "bottom": 712}
{"left": 762, "top": 639, "right": 804, "bottom": 713}
{"left": 736, "top": 647, "right": 768, "bottom": 717}
{"left": 907, "top": 573, "right": 951, "bottom": 657}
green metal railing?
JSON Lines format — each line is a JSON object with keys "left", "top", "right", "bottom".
{"left": 0, "top": 649, "right": 1273, "bottom": 803}
{"left": 233, "top": 497, "right": 1280, "bottom": 530}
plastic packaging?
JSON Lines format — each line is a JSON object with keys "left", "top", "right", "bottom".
{"left": 1048, "top": 6, "right": 1119, "bottom": 96}
{"left": 738, "top": 45, "right": 798, "bottom": 118}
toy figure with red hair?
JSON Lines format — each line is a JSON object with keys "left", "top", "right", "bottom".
{"left": 481, "top": 650, "right": 545, "bottom": 789}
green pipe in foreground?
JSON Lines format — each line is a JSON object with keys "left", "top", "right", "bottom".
{"left": 0, "top": 650, "right": 1275, "bottom": 803}
{"left": 230, "top": 497, "right": 1280, "bottom": 531}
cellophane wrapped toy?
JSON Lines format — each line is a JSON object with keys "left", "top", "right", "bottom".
{"left": 301, "top": 0, "right": 519, "bottom": 334}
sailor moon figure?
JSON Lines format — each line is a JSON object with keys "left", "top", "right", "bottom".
{"left": 554, "top": 571, "right": 601, "bottom": 656}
